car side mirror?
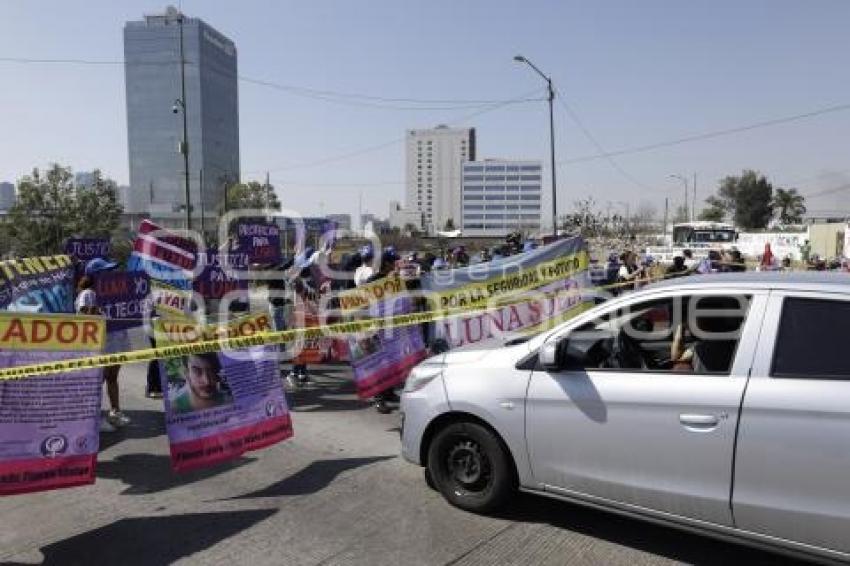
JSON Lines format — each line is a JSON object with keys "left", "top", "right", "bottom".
{"left": 539, "top": 341, "right": 561, "bottom": 372}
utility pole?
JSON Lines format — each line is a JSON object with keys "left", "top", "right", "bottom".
{"left": 177, "top": 11, "right": 191, "bottom": 231}
{"left": 664, "top": 197, "right": 669, "bottom": 238}
{"left": 265, "top": 171, "right": 271, "bottom": 217}
{"left": 692, "top": 172, "right": 697, "bottom": 221}
{"left": 199, "top": 168, "right": 206, "bottom": 237}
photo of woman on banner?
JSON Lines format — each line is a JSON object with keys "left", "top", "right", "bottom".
{"left": 168, "top": 352, "right": 233, "bottom": 414}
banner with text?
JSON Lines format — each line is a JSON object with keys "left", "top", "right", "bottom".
{"left": 348, "top": 296, "right": 427, "bottom": 399}
{"left": 155, "top": 313, "right": 293, "bottom": 472}
{"left": 0, "top": 255, "right": 75, "bottom": 314}
{"left": 423, "top": 237, "right": 593, "bottom": 349}
{"left": 237, "top": 221, "right": 281, "bottom": 265}
{"left": 94, "top": 270, "right": 150, "bottom": 331}
{"left": 193, "top": 252, "right": 250, "bottom": 300}
{"left": 0, "top": 313, "right": 105, "bottom": 495}
{"left": 63, "top": 238, "right": 111, "bottom": 263}
{"left": 127, "top": 219, "right": 197, "bottom": 290}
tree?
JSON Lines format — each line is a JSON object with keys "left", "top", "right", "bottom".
{"left": 629, "top": 201, "right": 658, "bottom": 234}
{"left": 560, "top": 197, "right": 604, "bottom": 237}
{"left": 8, "top": 165, "right": 123, "bottom": 257}
{"left": 698, "top": 207, "right": 724, "bottom": 222}
{"left": 224, "top": 180, "right": 281, "bottom": 211}
{"left": 703, "top": 170, "right": 774, "bottom": 230}
{"left": 443, "top": 218, "right": 455, "bottom": 231}
{"left": 772, "top": 187, "right": 806, "bottom": 224}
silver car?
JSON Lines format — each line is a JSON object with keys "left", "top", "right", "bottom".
{"left": 401, "top": 272, "right": 850, "bottom": 563}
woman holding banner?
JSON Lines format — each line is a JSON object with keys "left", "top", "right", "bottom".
{"left": 75, "top": 258, "right": 132, "bottom": 433}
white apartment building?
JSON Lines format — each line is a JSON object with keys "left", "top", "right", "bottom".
{"left": 405, "top": 125, "right": 476, "bottom": 233}
{"left": 461, "top": 159, "right": 543, "bottom": 236}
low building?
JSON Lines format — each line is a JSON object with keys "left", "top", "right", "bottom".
{"left": 326, "top": 214, "right": 352, "bottom": 232}
{"left": 461, "top": 159, "right": 542, "bottom": 236}
{"left": 388, "top": 201, "right": 423, "bottom": 232}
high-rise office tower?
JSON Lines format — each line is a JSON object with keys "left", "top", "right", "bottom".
{"left": 124, "top": 6, "right": 239, "bottom": 226}
{"left": 405, "top": 125, "right": 475, "bottom": 232}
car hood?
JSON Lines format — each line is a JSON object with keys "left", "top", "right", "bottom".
{"left": 432, "top": 338, "right": 533, "bottom": 367}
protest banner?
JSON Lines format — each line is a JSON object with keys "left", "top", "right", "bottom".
{"left": 237, "top": 221, "right": 281, "bottom": 264}
{"left": 0, "top": 255, "right": 76, "bottom": 313}
{"left": 127, "top": 219, "right": 197, "bottom": 290}
{"left": 193, "top": 252, "right": 250, "bottom": 300}
{"left": 151, "top": 281, "right": 194, "bottom": 319}
{"left": 63, "top": 238, "right": 110, "bottom": 262}
{"left": 287, "top": 297, "right": 349, "bottom": 364}
{"left": 93, "top": 270, "right": 150, "bottom": 331}
{"left": 347, "top": 296, "right": 427, "bottom": 399}
{"left": 155, "top": 313, "right": 293, "bottom": 472}
{"left": 423, "top": 237, "right": 593, "bottom": 349}
{"left": 0, "top": 312, "right": 105, "bottom": 495}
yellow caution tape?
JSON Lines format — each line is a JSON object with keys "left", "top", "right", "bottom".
{"left": 0, "top": 273, "right": 666, "bottom": 381}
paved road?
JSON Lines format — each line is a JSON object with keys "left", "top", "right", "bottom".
{"left": 0, "top": 358, "right": 808, "bottom": 565}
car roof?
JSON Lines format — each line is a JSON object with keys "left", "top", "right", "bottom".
{"left": 644, "top": 271, "right": 850, "bottom": 294}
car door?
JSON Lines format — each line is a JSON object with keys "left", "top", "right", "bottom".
{"left": 733, "top": 291, "right": 850, "bottom": 555}
{"left": 526, "top": 289, "right": 767, "bottom": 526}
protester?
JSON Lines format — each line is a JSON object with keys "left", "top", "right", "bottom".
{"left": 728, "top": 249, "right": 747, "bottom": 272}
{"left": 666, "top": 255, "right": 690, "bottom": 278}
{"left": 617, "top": 251, "right": 645, "bottom": 292}
{"left": 288, "top": 249, "right": 320, "bottom": 388}
{"left": 354, "top": 245, "right": 375, "bottom": 287}
{"left": 759, "top": 243, "right": 779, "bottom": 271}
{"left": 75, "top": 258, "right": 131, "bottom": 433}
{"left": 366, "top": 247, "right": 401, "bottom": 414}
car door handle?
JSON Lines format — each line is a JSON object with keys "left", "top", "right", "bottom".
{"left": 679, "top": 414, "right": 719, "bottom": 429}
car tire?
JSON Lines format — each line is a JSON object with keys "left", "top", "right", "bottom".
{"left": 426, "top": 422, "right": 515, "bottom": 513}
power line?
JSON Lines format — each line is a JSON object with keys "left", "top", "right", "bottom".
{"left": 803, "top": 182, "right": 850, "bottom": 199}
{"left": 243, "top": 87, "right": 545, "bottom": 174}
{"left": 557, "top": 101, "right": 850, "bottom": 165}
{"left": 553, "top": 88, "right": 662, "bottom": 195}
{"left": 0, "top": 55, "right": 545, "bottom": 109}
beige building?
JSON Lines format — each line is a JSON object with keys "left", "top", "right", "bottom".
{"left": 405, "top": 125, "right": 475, "bottom": 233}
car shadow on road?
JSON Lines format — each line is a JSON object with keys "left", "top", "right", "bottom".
{"left": 226, "top": 455, "right": 394, "bottom": 499}
{"left": 494, "top": 493, "right": 806, "bottom": 565}
{"left": 98, "top": 409, "right": 165, "bottom": 452}
{"left": 0, "top": 509, "right": 276, "bottom": 566}
{"left": 97, "top": 453, "right": 257, "bottom": 495}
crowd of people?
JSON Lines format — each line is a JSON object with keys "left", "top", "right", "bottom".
{"left": 64, "top": 232, "right": 850, "bottom": 430}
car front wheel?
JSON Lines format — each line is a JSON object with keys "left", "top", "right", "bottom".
{"left": 426, "top": 421, "right": 514, "bottom": 513}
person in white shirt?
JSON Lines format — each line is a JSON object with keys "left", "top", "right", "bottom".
{"left": 76, "top": 258, "right": 132, "bottom": 433}
{"left": 354, "top": 245, "right": 375, "bottom": 287}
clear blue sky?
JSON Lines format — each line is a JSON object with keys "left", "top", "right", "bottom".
{"left": 1, "top": 0, "right": 849, "bottom": 220}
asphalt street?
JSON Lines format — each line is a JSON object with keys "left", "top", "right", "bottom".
{"left": 0, "top": 351, "right": 810, "bottom": 565}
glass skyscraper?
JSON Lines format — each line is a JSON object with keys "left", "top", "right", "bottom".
{"left": 124, "top": 7, "right": 239, "bottom": 225}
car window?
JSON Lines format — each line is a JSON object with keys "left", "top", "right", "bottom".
{"left": 771, "top": 297, "right": 850, "bottom": 380}
{"left": 561, "top": 294, "right": 750, "bottom": 375}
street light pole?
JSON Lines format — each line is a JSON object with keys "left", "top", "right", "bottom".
{"left": 514, "top": 55, "right": 557, "bottom": 238}
{"left": 176, "top": 12, "right": 191, "bottom": 231}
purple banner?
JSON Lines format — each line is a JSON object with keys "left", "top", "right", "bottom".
{"left": 63, "top": 238, "right": 111, "bottom": 262}
{"left": 156, "top": 314, "right": 293, "bottom": 472}
{"left": 93, "top": 270, "right": 150, "bottom": 331}
{"left": 237, "top": 221, "right": 281, "bottom": 264}
{"left": 348, "top": 296, "right": 427, "bottom": 399}
{"left": 0, "top": 313, "right": 105, "bottom": 496}
{"left": 193, "top": 252, "right": 249, "bottom": 300}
